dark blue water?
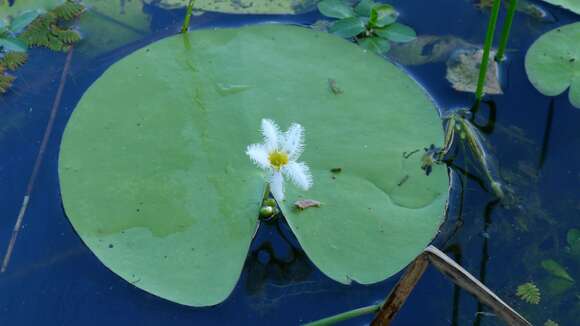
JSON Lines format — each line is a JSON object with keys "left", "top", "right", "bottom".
{"left": 1, "top": 0, "right": 579, "bottom": 325}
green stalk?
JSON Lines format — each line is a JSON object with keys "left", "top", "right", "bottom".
{"left": 475, "top": 0, "right": 501, "bottom": 102}
{"left": 180, "top": 0, "right": 195, "bottom": 33}
{"left": 495, "top": 0, "right": 518, "bottom": 61}
{"left": 302, "top": 304, "right": 382, "bottom": 326}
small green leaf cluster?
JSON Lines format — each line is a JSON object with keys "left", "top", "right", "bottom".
{"left": 20, "top": 1, "right": 85, "bottom": 52}
{"left": 317, "top": 0, "right": 416, "bottom": 54}
{"left": 516, "top": 282, "right": 541, "bottom": 304}
{"left": 0, "top": 12, "right": 33, "bottom": 94}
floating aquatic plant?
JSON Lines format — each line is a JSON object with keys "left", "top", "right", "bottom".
{"left": 317, "top": 0, "right": 416, "bottom": 54}
{"left": 19, "top": 0, "right": 84, "bottom": 52}
{"left": 0, "top": 65, "right": 15, "bottom": 94}
{"left": 516, "top": 282, "right": 541, "bottom": 304}
{"left": 525, "top": 22, "right": 580, "bottom": 109}
{"left": 59, "top": 24, "right": 448, "bottom": 306}
{"left": 0, "top": 52, "right": 28, "bottom": 71}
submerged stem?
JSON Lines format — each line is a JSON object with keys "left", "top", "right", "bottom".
{"left": 180, "top": 0, "right": 195, "bottom": 33}
{"left": 475, "top": 0, "right": 501, "bottom": 102}
{"left": 303, "top": 304, "right": 382, "bottom": 326}
{"left": 495, "top": 0, "right": 518, "bottom": 61}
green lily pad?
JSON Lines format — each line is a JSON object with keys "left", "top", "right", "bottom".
{"left": 143, "top": 0, "right": 317, "bottom": 14}
{"left": 540, "top": 0, "right": 580, "bottom": 15}
{"left": 59, "top": 24, "right": 448, "bottom": 306}
{"left": 525, "top": 22, "right": 580, "bottom": 109}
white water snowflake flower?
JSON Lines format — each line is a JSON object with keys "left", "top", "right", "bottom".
{"left": 246, "top": 119, "right": 313, "bottom": 201}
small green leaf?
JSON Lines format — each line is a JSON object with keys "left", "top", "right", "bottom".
{"left": 329, "top": 17, "right": 367, "bottom": 38}
{"left": 354, "top": 0, "right": 376, "bottom": 17}
{"left": 0, "top": 37, "right": 27, "bottom": 52}
{"left": 358, "top": 36, "right": 390, "bottom": 54}
{"left": 10, "top": 10, "right": 42, "bottom": 34}
{"left": 568, "top": 228, "right": 580, "bottom": 246}
{"left": 541, "top": 259, "right": 575, "bottom": 283}
{"left": 369, "top": 4, "right": 398, "bottom": 27}
{"left": 317, "top": 0, "right": 355, "bottom": 19}
{"left": 376, "top": 23, "right": 417, "bottom": 43}
{"left": 516, "top": 282, "right": 541, "bottom": 304}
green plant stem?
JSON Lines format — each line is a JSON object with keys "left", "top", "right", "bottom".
{"left": 495, "top": 0, "right": 518, "bottom": 61}
{"left": 303, "top": 304, "right": 382, "bottom": 326}
{"left": 475, "top": 0, "right": 501, "bottom": 102}
{"left": 180, "top": 0, "right": 195, "bottom": 33}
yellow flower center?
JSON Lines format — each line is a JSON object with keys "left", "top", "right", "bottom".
{"left": 269, "top": 150, "right": 289, "bottom": 170}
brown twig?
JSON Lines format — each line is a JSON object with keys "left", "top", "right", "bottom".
{"left": 371, "top": 253, "right": 429, "bottom": 326}
{"left": 1, "top": 48, "right": 74, "bottom": 273}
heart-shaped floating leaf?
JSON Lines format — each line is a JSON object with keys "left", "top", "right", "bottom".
{"left": 525, "top": 22, "right": 580, "bottom": 108}
{"left": 143, "top": 0, "right": 317, "bottom": 14}
{"left": 59, "top": 24, "right": 448, "bottom": 307}
{"left": 540, "top": 0, "right": 580, "bottom": 15}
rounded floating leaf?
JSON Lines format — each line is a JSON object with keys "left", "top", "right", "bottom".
{"left": 317, "top": 0, "right": 355, "bottom": 19}
{"left": 540, "top": 0, "right": 580, "bottom": 15}
{"left": 143, "top": 0, "right": 317, "bottom": 14}
{"left": 59, "top": 24, "right": 448, "bottom": 306}
{"left": 376, "top": 23, "right": 417, "bottom": 43}
{"left": 329, "top": 17, "right": 367, "bottom": 38}
{"left": 525, "top": 22, "right": 580, "bottom": 108}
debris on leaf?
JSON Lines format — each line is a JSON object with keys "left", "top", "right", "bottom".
{"left": 516, "top": 282, "right": 541, "bottom": 304}
{"left": 330, "top": 167, "right": 342, "bottom": 173}
{"left": 446, "top": 48, "right": 502, "bottom": 95}
{"left": 294, "top": 199, "right": 322, "bottom": 210}
{"left": 328, "top": 78, "right": 343, "bottom": 95}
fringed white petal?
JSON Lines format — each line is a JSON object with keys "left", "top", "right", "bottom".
{"left": 282, "top": 161, "right": 313, "bottom": 191}
{"left": 283, "top": 123, "right": 304, "bottom": 160}
{"left": 246, "top": 143, "right": 270, "bottom": 170}
{"left": 269, "top": 171, "right": 285, "bottom": 201}
{"left": 261, "top": 119, "right": 281, "bottom": 152}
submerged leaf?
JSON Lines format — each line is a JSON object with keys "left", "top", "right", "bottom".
{"left": 525, "top": 22, "right": 580, "bottom": 109}
{"left": 541, "top": 259, "right": 575, "bottom": 283}
{"left": 59, "top": 24, "right": 448, "bottom": 306}
{"left": 516, "top": 282, "right": 541, "bottom": 304}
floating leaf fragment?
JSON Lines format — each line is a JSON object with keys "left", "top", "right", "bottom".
{"left": 446, "top": 48, "right": 502, "bottom": 95}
